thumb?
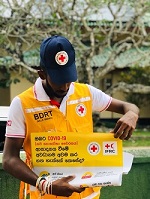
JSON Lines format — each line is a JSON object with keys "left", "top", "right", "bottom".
{"left": 63, "top": 175, "right": 76, "bottom": 183}
{"left": 109, "top": 129, "right": 114, "bottom": 133}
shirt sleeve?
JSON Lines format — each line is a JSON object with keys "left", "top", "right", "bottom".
{"left": 87, "top": 84, "right": 112, "bottom": 112}
{"left": 5, "top": 96, "right": 25, "bottom": 138}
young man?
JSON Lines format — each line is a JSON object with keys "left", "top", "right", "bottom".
{"left": 2, "top": 35, "right": 139, "bottom": 199}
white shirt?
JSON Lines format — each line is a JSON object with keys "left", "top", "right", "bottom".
{"left": 6, "top": 78, "right": 112, "bottom": 138}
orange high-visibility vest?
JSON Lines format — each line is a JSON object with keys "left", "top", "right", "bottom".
{"left": 18, "top": 82, "right": 101, "bottom": 199}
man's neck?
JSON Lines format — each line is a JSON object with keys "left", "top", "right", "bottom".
{"left": 52, "top": 97, "right": 63, "bottom": 104}
{"left": 42, "top": 80, "right": 63, "bottom": 103}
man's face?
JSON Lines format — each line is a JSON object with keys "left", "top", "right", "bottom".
{"left": 46, "top": 74, "right": 71, "bottom": 98}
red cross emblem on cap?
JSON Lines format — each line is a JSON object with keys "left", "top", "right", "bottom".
{"left": 55, "top": 51, "right": 68, "bottom": 65}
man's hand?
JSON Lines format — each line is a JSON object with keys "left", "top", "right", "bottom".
{"left": 50, "top": 175, "right": 85, "bottom": 197}
{"left": 111, "top": 110, "right": 138, "bottom": 140}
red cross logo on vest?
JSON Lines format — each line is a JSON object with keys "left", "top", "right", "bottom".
{"left": 55, "top": 51, "right": 68, "bottom": 65}
{"left": 88, "top": 142, "right": 100, "bottom": 155}
{"left": 76, "top": 104, "right": 86, "bottom": 117}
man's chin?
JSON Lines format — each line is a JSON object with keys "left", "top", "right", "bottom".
{"left": 54, "top": 92, "right": 67, "bottom": 98}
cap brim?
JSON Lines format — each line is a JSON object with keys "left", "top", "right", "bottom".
{"left": 47, "top": 62, "right": 77, "bottom": 85}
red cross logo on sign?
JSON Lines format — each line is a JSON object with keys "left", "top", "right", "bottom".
{"left": 55, "top": 51, "right": 68, "bottom": 65}
{"left": 91, "top": 145, "right": 97, "bottom": 152}
{"left": 103, "top": 141, "right": 117, "bottom": 155}
{"left": 76, "top": 104, "right": 86, "bottom": 117}
{"left": 88, "top": 142, "right": 100, "bottom": 155}
{"left": 105, "top": 143, "right": 114, "bottom": 149}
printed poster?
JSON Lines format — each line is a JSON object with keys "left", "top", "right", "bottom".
{"left": 31, "top": 132, "right": 133, "bottom": 188}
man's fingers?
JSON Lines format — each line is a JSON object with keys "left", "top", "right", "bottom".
{"left": 113, "top": 125, "right": 133, "bottom": 140}
{"left": 112, "top": 121, "right": 120, "bottom": 134}
{"left": 74, "top": 187, "right": 85, "bottom": 193}
{"left": 113, "top": 124, "right": 125, "bottom": 138}
{"left": 124, "top": 129, "right": 133, "bottom": 140}
{"left": 63, "top": 175, "right": 76, "bottom": 183}
{"left": 62, "top": 176, "right": 85, "bottom": 194}
{"left": 119, "top": 126, "right": 131, "bottom": 140}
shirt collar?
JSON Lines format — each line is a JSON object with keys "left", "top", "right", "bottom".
{"left": 33, "top": 77, "right": 74, "bottom": 101}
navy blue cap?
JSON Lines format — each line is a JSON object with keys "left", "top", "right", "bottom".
{"left": 40, "top": 35, "right": 77, "bottom": 85}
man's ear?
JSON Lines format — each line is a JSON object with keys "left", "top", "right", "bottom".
{"left": 38, "top": 70, "right": 46, "bottom": 80}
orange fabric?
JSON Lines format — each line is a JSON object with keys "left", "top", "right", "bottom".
{"left": 30, "top": 187, "right": 101, "bottom": 199}
{"left": 18, "top": 82, "right": 101, "bottom": 199}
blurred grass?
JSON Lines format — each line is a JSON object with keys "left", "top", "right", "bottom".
{"left": 123, "top": 129, "right": 150, "bottom": 147}
{"left": 132, "top": 129, "right": 150, "bottom": 136}
{"left": 123, "top": 139, "right": 150, "bottom": 147}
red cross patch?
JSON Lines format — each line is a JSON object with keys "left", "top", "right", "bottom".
{"left": 55, "top": 51, "right": 68, "bottom": 65}
{"left": 7, "top": 120, "right": 12, "bottom": 126}
{"left": 76, "top": 104, "right": 86, "bottom": 117}
{"left": 87, "top": 142, "right": 101, "bottom": 155}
